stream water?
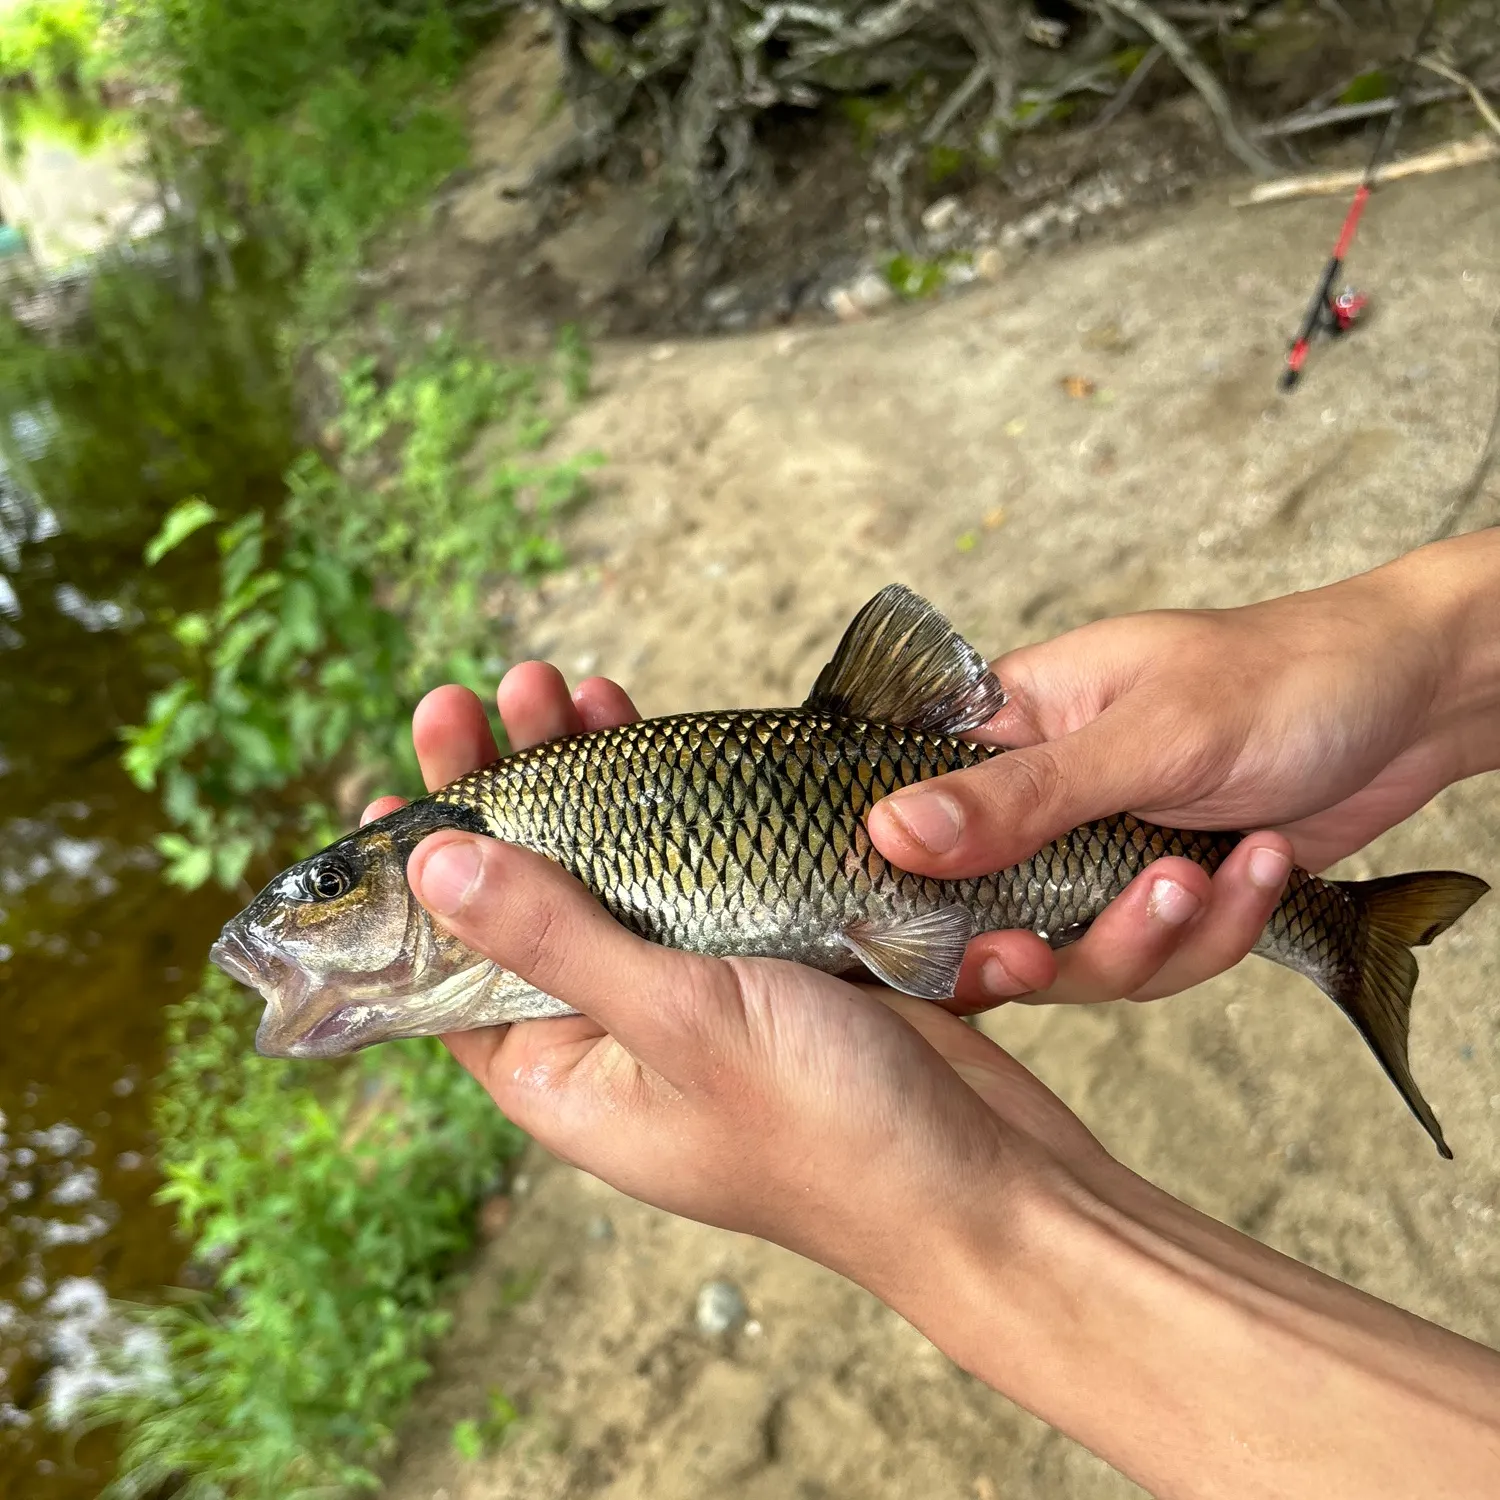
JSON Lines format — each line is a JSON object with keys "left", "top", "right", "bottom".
{"left": 0, "top": 240, "right": 296, "bottom": 1497}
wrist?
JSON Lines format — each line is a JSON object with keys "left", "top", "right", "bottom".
{"left": 1362, "top": 530, "right": 1500, "bottom": 781}
{"left": 891, "top": 1148, "right": 1500, "bottom": 1500}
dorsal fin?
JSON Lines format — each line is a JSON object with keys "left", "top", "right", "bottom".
{"left": 804, "top": 585, "right": 1006, "bottom": 734}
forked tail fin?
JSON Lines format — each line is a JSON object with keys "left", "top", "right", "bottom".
{"left": 1327, "top": 871, "right": 1490, "bottom": 1159}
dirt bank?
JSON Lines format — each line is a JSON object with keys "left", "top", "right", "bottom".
{"left": 380, "top": 112, "right": 1500, "bottom": 1500}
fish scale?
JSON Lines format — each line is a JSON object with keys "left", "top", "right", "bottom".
{"left": 215, "top": 582, "right": 1488, "bottom": 1158}
{"left": 439, "top": 710, "right": 1249, "bottom": 965}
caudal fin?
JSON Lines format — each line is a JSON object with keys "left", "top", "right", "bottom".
{"left": 1329, "top": 871, "right": 1490, "bottom": 1160}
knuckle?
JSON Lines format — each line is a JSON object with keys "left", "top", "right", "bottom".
{"left": 1005, "top": 746, "right": 1064, "bottom": 813}
{"left": 510, "top": 886, "right": 565, "bottom": 986}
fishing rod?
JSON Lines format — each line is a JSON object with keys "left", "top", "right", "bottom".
{"left": 1278, "top": 0, "right": 1444, "bottom": 392}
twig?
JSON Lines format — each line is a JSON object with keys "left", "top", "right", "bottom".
{"left": 1256, "top": 82, "right": 1465, "bottom": 139}
{"left": 1089, "top": 42, "right": 1164, "bottom": 131}
{"left": 1417, "top": 54, "right": 1500, "bottom": 139}
{"left": 776, "top": 0, "right": 927, "bottom": 71}
{"left": 1096, "top": 0, "right": 1279, "bottom": 175}
{"left": 740, "top": 4, "right": 847, "bottom": 49}
{"left": 1154, "top": 2, "right": 1249, "bottom": 19}
{"left": 873, "top": 140, "right": 918, "bottom": 256}
{"left": 1235, "top": 133, "right": 1500, "bottom": 204}
{"left": 922, "top": 59, "right": 992, "bottom": 144}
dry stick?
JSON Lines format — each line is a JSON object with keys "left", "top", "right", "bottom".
{"left": 1096, "top": 0, "right": 1279, "bottom": 175}
{"left": 923, "top": 59, "right": 992, "bottom": 144}
{"left": 1417, "top": 54, "right": 1500, "bottom": 138}
{"left": 1255, "top": 82, "right": 1465, "bottom": 139}
{"left": 1234, "top": 133, "right": 1500, "bottom": 204}
{"left": 1089, "top": 42, "right": 1164, "bottom": 131}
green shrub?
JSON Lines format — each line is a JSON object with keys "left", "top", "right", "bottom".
{"left": 0, "top": 0, "right": 104, "bottom": 89}
{"left": 121, "top": 324, "right": 599, "bottom": 890}
{"left": 91, "top": 969, "right": 527, "bottom": 1499}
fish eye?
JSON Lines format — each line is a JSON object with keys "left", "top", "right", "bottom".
{"left": 304, "top": 858, "right": 352, "bottom": 902}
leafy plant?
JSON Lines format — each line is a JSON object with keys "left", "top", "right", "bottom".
{"left": 318, "top": 325, "right": 602, "bottom": 684}
{"left": 91, "top": 969, "right": 528, "bottom": 1499}
{"left": 121, "top": 325, "right": 598, "bottom": 890}
{"left": 451, "top": 1388, "right": 521, "bottom": 1461}
{"left": 0, "top": 0, "right": 105, "bottom": 90}
{"left": 122, "top": 497, "right": 410, "bottom": 889}
{"left": 108, "top": 0, "right": 493, "bottom": 329}
{"left": 883, "top": 252, "right": 950, "bottom": 301}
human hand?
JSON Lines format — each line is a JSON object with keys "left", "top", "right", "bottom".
{"left": 362, "top": 668, "right": 1109, "bottom": 1296}
{"left": 870, "top": 558, "right": 1477, "bottom": 1008}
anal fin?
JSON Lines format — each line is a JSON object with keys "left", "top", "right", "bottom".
{"left": 840, "top": 906, "right": 974, "bottom": 999}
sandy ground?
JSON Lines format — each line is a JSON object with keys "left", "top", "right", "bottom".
{"left": 379, "top": 64, "right": 1500, "bottom": 1500}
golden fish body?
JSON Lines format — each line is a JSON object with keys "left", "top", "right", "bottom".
{"left": 212, "top": 586, "right": 1488, "bottom": 1157}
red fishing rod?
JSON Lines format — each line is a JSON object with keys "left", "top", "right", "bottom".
{"left": 1278, "top": 0, "right": 1443, "bottom": 392}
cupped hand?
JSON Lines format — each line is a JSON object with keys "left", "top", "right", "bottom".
{"left": 362, "top": 669, "right": 1108, "bottom": 1293}
{"left": 873, "top": 568, "right": 1464, "bottom": 1008}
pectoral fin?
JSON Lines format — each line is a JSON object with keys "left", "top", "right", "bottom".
{"left": 805, "top": 584, "right": 1006, "bottom": 734}
{"left": 839, "top": 906, "right": 975, "bottom": 998}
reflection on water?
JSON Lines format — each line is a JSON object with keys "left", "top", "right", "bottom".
{"left": 0, "top": 248, "right": 294, "bottom": 1496}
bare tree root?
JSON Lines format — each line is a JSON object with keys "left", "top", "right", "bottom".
{"left": 529, "top": 0, "right": 1494, "bottom": 245}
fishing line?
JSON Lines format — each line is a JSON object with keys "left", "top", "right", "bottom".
{"left": 1277, "top": 0, "right": 1445, "bottom": 391}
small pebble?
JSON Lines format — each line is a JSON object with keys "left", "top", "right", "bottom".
{"left": 704, "top": 284, "right": 741, "bottom": 313}
{"left": 975, "top": 247, "right": 1006, "bottom": 281}
{"left": 921, "top": 195, "right": 961, "bottom": 233}
{"left": 511, "top": 1173, "right": 532, "bottom": 1198}
{"left": 744, "top": 1319, "right": 763, "bottom": 1339}
{"left": 828, "top": 269, "right": 895, "bottom": 321}
{"left": 695, "top": 1279, "right": 748, "bottom": 1336}
{"left": 587, "top": 1214, "right": 616, "bottom": 1242}
{"left": 479, "top": 1195, "right": 513, "bottom": 1241}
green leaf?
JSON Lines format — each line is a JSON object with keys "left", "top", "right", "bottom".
{"left": 451, "top": 1419, "right": 483, "bottom": 1461}
{"left": 1339, "top": 69, "right": 1392, "bottom": 106}
{"left": 145, "top": 497, "right": 219, "bottom": 566}
{"left": 156, "top": 834, "right": 213, "bottom": 890}
{"left": 171, "top": 612, "right": 213, "bottom": 649}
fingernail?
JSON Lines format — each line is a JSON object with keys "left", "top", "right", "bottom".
{"left": 418, "top": 837, "right": 484, "bottom": 916}
{"left": 1147, "top": 876, "right": 1200, "bottom": 927}
{"left": 881, "top": 789, "right": 964, "bottom": 855}
{"left": 980, "top": 956, "right": 1030, "bottom": 999}
{"left": 1248, "top": 845, "right": 1292, "bottom": 892}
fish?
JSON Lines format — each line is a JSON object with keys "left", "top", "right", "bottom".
{"left": 211, "top": 584, "right": 1490, "bottom": 1157}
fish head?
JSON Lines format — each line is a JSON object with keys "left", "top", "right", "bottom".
{"left": 211, "top": 799, "right": 493, "bottom": 1059}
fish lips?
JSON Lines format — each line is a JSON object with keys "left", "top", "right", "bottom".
{"left": 209, "top": 926, "right": 264, "bottom": 990}
{"left": 210, "top": 923, "right": 321, "bottom": 1058}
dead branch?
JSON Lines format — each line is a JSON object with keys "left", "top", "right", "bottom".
{"left": 1255, "top": 82, "right": 1468, "bottom": 139}
{"left": 1417, "top": 54, "right": 1500, "bottom": 139}
{"left": 1095, "top": 0, "right": 1278, "bottom": 175}
{"left": 1234, "top": 132, "right": 1500, "bottom": 205}
{"left": 1088, "top": 42, "right": 1163, "bottom": 131}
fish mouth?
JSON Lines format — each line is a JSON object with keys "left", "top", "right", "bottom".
{"left": 272, "top": 1002, "right": 388, "bottom": 1060}
{"left": 210, "top": 926, "right": 266, "bottom": 990}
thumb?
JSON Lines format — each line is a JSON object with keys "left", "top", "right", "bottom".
{"left": 867, "top": 705, "right": 1175, "bottom": 878}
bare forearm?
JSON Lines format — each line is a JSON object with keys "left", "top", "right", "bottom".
{"left": 1365, "top": 528, "right": 1500, "bottom": 782}
{"left": 902, "top": 1164, "right": 1500, "bottom": 1500}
